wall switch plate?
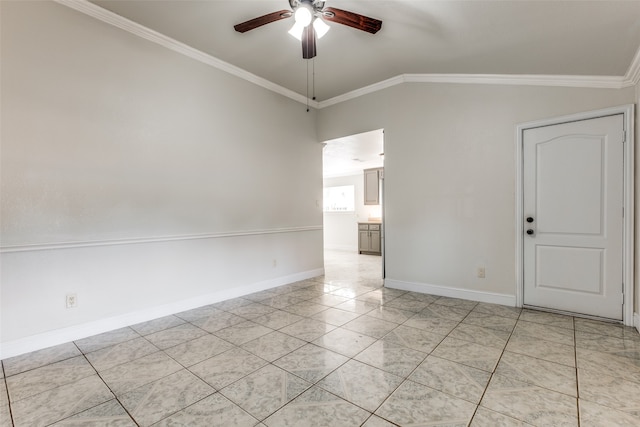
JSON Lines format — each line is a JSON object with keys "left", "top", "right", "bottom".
{"left": 66, "top": 293, "right": 78, "bottom": 308}
{"left": 477, "top": 267, "right": 486, "bottom": 279}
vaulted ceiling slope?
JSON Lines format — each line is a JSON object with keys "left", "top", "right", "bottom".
{"left": 78, "top": 1, "right": 640, "bottom": 104}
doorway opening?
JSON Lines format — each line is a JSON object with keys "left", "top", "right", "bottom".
{"left": 322, "top": 129, "right": 385, "bottom": 278}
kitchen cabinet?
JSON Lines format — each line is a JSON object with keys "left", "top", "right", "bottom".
{"left": 358, "top": 222, "right": 381, "bottom": 255}
{"left": 364, "top": 168, "right": 382, "bottom": 205}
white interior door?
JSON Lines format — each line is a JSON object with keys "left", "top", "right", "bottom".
{"left": 523, "top": 114, "right": 624, "bottom": 320}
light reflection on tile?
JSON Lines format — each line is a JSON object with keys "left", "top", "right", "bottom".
{"left": 382, "top": 325, "right": 444, "bottom": 354}
{"left": 278, "top": 318, "right": 336, "bottom": 342}
{"left": 273, "top": 344, "right": 348, "bottom": 384}
{"left": 354, "top": 340, "right": 427, "bottom": 378}
{"left": 312, "top": 327, "right": 376, "bottom": 358}
{"left": 310, "top": 307, "right": 361, "bottom": 326}
{"left": 366, "top": 306, "right": 415, "bottom": 324}
{"left": 317, "top": 360, "right": 403, "bottom": 412}
{"left": 343, "top": 315, "right": 398, "bottom": 339}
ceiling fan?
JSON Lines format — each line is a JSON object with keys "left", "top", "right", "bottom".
{"left": 234, "top": 0, "right": 382, "bottom": 59}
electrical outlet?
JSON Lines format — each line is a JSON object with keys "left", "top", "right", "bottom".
{"left": 66, "top": 293, "right": 78, "bottom": 309}
{"left": 477, "top": 267, "right": 486, "bottom": 279}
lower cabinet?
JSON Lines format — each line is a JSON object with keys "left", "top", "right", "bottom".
{"left": 358, "top": 222, "right": 381, "bottom": 255}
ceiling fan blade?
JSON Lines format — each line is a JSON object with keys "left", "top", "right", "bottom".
{"left": 302, "top": 25, "right": 317, "bottom": 59}
{"left": 323, "top": 7, "right": 382, "bottom": 34}
{"left": 234, "top": 10, "right": 292, "bottom": 33}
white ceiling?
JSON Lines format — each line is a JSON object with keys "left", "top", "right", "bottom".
{"left": 323, "top": 129, "right": 384, "bottom": 178}
{"left": 78, "top": 1, "right": 640, "bottom": 177}
{"left": 89, "top": 0, "right": 640, "bottom": 102}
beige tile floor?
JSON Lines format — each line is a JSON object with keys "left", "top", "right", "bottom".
{"left": 2, "top": 250, "right": 640, "bottom": 426}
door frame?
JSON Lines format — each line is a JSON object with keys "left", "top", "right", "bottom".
{"left": 515, "top": 105, "right": 635, "bottom": 326}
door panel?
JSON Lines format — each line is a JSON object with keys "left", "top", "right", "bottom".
{"left": 523, "top": 114, "right": 624, "bottom": 320}
{"left": 536, "top": 136, "right": 604, "bottom": 234}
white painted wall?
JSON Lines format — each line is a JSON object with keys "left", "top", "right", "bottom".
{"left": 0, "top": 2, "right": 323, "bottom": 357}
{"left": 323, "top": 173, "right": 383, "bottom": 251}
{"left": 318, "top": 83, "right": 635, "bottom": 304}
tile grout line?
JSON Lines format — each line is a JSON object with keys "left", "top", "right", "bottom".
{"left": 76, "top": 340, "right": 142, "bottom": 427}
{"left": 467, "top": 304, "right": 522, "bottom": 425}
{"left": 2, "top": 361, "right": 16, "bottom": 427}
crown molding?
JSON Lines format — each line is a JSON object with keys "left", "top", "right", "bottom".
{"left": 318, "top": 73, "right": 632, "bottom": 108}
{"left": 624, "top": 46, "right": 640, "bottom": 86}
{"left": 56, "top": 0, "right": 639, "bottom": 110}
{"left": 55, "top": 0, "right": 321, "bottom": 109}
{"left": 317, "top": 75, "right": 405, "bottom": 108}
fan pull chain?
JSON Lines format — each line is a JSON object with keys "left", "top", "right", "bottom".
{"left": 312, "top": 58, "right": 316, "bottom": 101}
{"left": 306, "top": 59, "right": 310, "bottom": 112}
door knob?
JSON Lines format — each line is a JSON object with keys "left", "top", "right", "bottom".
{"left": 526, "top": 217, "right": 534, "bottom": 223}
{"left": 526, "top": 229, "right": 534, "bottom": 235}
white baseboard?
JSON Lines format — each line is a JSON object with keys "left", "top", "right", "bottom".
{"left": 0, "top": 268, "right": 324, "bottom": 360}
{"left": 384, "top": 279, "right": 517, "bottom": 307}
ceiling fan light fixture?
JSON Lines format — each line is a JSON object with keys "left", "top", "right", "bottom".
{"left": 293, "top": 5, "right": 313, "bottom": 27}
{"left": 288, "top": 21, "right": 305, "bottom": 40}
{"left": 313, "top": 17, "right": 330, "bottom": 39}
